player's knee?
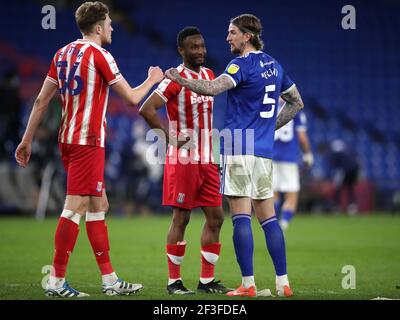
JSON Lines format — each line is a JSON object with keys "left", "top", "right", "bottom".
{"left": 214, "top": 214, "right": 224, "bottom": 229}
{"left": 172, "top": 213, "right": 190, "bottom": 229}
{"left": 209, "top": 209, "right": 225, "bottom": 228}
{"left": 282, "top": 203, "right": 297, "bottom": 212}
{"left": 88, "top": 196, "right": 109, "bottom": 213}
{"left": 101, "top": 198, "right": 109, "bottom": 213}
{"left": 206, "top": 215, "right": 224, "bottom": 233}
{"left": 73, "top": 197, "right": 90, "bottom": 215}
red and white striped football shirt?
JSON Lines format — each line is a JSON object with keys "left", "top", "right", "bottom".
{"left": 46, "top": 39, "right": 123, "bottom": 148}
{"left": 155, "top": 65, "right": 215, "bottom": 163}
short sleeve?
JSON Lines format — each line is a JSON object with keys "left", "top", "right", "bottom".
{"left": 46, "top": 51, "right": 59, "bottom": 85}
{"left": 94, "top": 48, "right": 123, "bottom": 86}
{"left": 280, "top": 68, "right": 295, "bottom": 94}
{"left": 222, "top": 58, "right": 247, "bottom": 87}
{"left": 295, "top": 111, "right": 307, "bottom": 131}
{"left": 155, "top": 78, "right": 181, "bottom": 102}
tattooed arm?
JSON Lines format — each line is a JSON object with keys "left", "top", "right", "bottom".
{"left": 276, "top": 85, "right": 304, "bottom": 130}
{"left": 164, "top": 68, "right": 234, "bottom": 96}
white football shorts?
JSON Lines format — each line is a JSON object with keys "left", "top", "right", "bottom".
{"left": 220, "top": 155, "right": 274, "bottom": 199}
{"left": 272, "top": 161, "right": 300, "bottom": 192}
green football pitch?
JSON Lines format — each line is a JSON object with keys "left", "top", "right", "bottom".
{"left": 0, "top": 213, "right": 399, "bottom": 300}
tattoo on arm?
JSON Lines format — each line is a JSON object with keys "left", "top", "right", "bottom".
{"left": 276, "top": 86, "right": 304, "bottom": 130}
{"left": 175, "top": 74, "right": 234, "bottom": 96}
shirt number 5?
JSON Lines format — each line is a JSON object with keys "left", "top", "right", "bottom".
{"left": 260, "top": 84, "right": 275, "bottom": 119}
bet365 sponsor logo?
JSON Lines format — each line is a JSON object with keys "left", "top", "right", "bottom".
{"left": 190, "top": 94, "right": 214, "bottom": 105}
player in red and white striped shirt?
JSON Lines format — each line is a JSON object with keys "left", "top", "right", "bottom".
{"left": 46, "top": 38, "right": 122, "bottom": 148}
{"left": 15, "top": 1, "right": 163, "bottom": 298}
{"left": 140, "top": 27, "right": 229, "bottom": 295}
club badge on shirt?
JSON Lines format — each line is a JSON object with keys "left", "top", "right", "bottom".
{"left": 227, "top": 64, "right": 240, "bottom": 74}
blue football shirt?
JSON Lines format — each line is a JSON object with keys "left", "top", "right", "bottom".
{"left": 273, "top": 101, "right": 308, "bottom": 163}
{"left": 221, "top": 51, "right": 295, "bottom": 159}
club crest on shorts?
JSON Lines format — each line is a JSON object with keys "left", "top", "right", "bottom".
{"left": 96, "top": 181, "right": 103, "bottom": 192}
{"left": 177, "top": 193, "right": 185, "bottom": 204}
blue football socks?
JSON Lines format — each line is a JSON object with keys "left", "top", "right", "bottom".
{"left": 281, "top": 209, "right": 294, "bottom": 223}
{"left": 260, "top": 216, "right": 287, "bottom": 276}
{"left": 232, "top": 214, "right": 254, "bottom": 277}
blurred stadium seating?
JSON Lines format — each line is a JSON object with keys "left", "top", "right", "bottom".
{"left": 0, "top": 0, "right": 399, "bottom": 214}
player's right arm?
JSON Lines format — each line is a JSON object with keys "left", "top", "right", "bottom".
{"left": 15, "top": 79, "right": 58, "bottom": 167}
{"left": 111, "top": 66, "right": 164, "bottom": 106}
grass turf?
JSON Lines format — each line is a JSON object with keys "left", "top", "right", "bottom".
{"left": 0, "top": 213, "right": 399, "bottom": 300}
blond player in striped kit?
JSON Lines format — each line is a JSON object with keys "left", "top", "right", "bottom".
{"left": 15, "top": 1, "right": 164, "bottom": 297}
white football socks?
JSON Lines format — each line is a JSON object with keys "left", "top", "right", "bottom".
{"left": 168, "top": 278, "right": 182, "bottom": 285}
{"left": 199, "top": 277, "right": 214, "bottom": 284}
{"left": 242, "top": 276, "right": 255, "bottom": 288}
{"left": 276, "top": 274, "right": 289, "bottom": 288}
{"left": 102, "top": 272, "right": 118, "bottom": 286}
{"left": 279, "top": 220, "right": 289, "bottom": 231}
{"left": 48, "top": 276, "right": 65, "bottom": 289}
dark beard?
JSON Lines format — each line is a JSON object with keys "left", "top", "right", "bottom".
{"left": 188, "top": 58, "right": 204, "bottom": 69}
{"left": 231, "top": 47, "right": 241, "bottom": 55}
{"left": 231, "top": 41, "right": 245, "bottom": 55}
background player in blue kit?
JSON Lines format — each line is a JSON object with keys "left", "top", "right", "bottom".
{"left": 273, "top": 98, "right": 314, "bottom": 231}
{"left": 165, "top": 14, "right": 304, "bottom": 297}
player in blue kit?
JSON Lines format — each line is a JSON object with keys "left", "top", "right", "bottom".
{"left": 165, "top": 14, "right": 304, "bottom": 297}
{"left": 273, "top": 98, "right": 314, "bottom": 232}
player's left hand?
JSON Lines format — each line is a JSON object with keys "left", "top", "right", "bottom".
{"left": 165, "top": 68, "right": 180, "bottom": 82}
{"left": 303, "top": 152, "right": 314, "bottom": 167}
